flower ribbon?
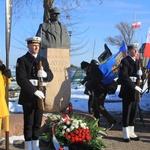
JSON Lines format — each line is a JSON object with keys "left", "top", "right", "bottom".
{"left": 52, "top": 114, "right": 70, "bottom": 150}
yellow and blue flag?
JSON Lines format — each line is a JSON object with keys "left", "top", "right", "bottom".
{"left": 98, "top": 41, "right": 127, "bottom": 84}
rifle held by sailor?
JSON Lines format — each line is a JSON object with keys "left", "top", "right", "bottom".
{"left": 135, "top": 60, "right": 143, "bottom": 102}
{"left": 38, "top": 61, "right": 45, "bottom": 110}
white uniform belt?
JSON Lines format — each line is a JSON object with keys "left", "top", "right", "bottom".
{"left": 130, "top": 76, "right": 137, "bottom": 82}
{"left": 29, "top": 79, "right": 47, "bottom": 86}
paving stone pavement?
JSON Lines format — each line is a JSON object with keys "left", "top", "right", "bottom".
{"left": 101, "top": 111, "right": 150, "bottom": 150}
{"left": 0, "top": 110, "right": 150, "bottom": 150}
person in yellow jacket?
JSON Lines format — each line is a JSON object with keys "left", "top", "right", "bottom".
{"left": 0, "top": 60, "right": 11, "bottom": 135}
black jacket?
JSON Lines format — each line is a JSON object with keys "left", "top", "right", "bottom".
{"left": 86, "top": 65, "right": 106, "bottom": 96}
{"left": 81, "top": 66, "right": 91, "bottom": 85}
{"left": 118, "top": 56, "right": 140, "bottom": 100}
{"left": 16, "top": 52, "right": 53, "bottom": 105}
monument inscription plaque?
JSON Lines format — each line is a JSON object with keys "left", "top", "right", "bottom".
{"left": 41, "top": 48, "right": 71, "bottom": 112}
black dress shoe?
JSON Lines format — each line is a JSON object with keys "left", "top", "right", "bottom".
{"left": 124, "top": 138, "right": 130, "bottom": 142}
{"left": 130, "top": 137, "right": 140, "bottom": 141}
{"left": 107, "top": 120, "right": 117, "bottom": 130}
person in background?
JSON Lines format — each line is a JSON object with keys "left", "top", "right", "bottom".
{"left": 36, "top": 7, "right": 70, "bottom": 49}
{"left": 80, "top": 61, "right": 92, "bottom": 113}
{"left": 118, "top": 43, "right": 142, "bottom": 142}
{"left": 81, "top": 60, "right": 116, "bottom": 129}
{"left": 0, "top": 60, "right": 11, "bottom": 78}
{"left": 146, "top": 69, "right": 150, "bottom": 93}
{"left": 16, "top": 37, "right": 53, "bottom": 150}
{"left": 81, "top": 61, "right": 100, "bottom": 125}
{"left": 80, "top": 60, "right": 99, "bottom": 119}
{"left": 0, "top": 60, "right": 11, "bottom": 136}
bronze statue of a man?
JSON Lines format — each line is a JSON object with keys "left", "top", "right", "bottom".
{"left": 36, "top": 7, "right": 70, "bottom": 49}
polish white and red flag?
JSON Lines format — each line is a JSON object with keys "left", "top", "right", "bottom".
{"left": 144, "top": 27, "right": 150, "bottom": 58}
{"left": 132, "top": 22, "right": 141, "bottom": 28}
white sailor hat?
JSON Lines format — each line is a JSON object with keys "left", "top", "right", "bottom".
{"left": 127, "top": 43, "right": 138, "bottom": 49}
{"left": 26, "top": 36, "right": 41, "bottom": 44}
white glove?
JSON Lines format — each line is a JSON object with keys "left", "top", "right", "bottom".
{"left": 137, "top": 70, "right": 143, "bottom": 76}
{"left": 135, "top": 86, "right": 142, "bottom": 93}
{"left": 88, "top": 91, "right": 92, "bottom": 95}
{"left": 37, "top": 70, "right": 47, "bottom": 78}
{"left": 34, "top": 90, "right": 45, "bottom": 99}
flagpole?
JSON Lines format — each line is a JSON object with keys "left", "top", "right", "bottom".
{"left": 133, "top": 12, "right": 136, "bottom": 43}
{"left": 92, "top": 40, "right": 96, "bottom": 59}
{"left": 5, "top": 0, "right": 12, "bottom": 149}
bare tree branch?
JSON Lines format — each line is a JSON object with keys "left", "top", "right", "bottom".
{"left": 12, "top": 0, "right": 104, "bottom": 56}
{"left": 105, "top": 22, "right": 135, "bottom": 47}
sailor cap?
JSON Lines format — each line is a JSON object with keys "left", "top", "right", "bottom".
{"left": 26, "top": 36, "right": 41, "bottom": 44}
{"left": 127, "top": 43, "right": 138, "bottom": 49}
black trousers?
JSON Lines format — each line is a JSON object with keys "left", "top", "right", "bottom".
{"left": 94, "top": 93, "right": 115, "bottom": 124}
{"left": 22, "top": 101, "right": 43, "bottom": 141}
{"left": 122, "top": 99, "right": 138, "bottom": 127}
{"left": 88, "top": 95, "right": 100, "bottom": 119}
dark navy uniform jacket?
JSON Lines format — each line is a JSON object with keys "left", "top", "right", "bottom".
{"left": 118, "top": 55, "right": 140, "bottom": 101}
{"left": 16, "top": 52, "right": 53, "bottom": 105}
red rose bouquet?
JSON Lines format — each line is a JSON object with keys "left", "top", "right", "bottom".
{"left": 41, "top": 113, "right": 106, "bottom": 150}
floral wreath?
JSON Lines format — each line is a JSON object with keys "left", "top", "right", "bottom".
{"left": 41, "top": 103, "right": 106, "bottom": 150}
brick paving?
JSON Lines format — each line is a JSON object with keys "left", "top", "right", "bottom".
{"left": 0, "top": 110, "right": 150, "bottom": 150}
{"left": 101, "top": 111, "right": 150, "bottom": 150}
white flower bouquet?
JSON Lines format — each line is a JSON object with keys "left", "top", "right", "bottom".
{"left": 41, "top": 113, "right": 106, "bottom": 150}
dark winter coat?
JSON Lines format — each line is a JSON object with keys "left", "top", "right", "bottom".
{"left": 118, "top": 55, "right": 140, "bottom": 101}
{"left": 81, "top": 66, "right": 91, "bottom": 85}
{"left": 84, "top": 63, "right": 118, "bottom": 96}
{"left": 16, "top": 52, "right": 53, "bottom": 105}
{"left": 85, "top": 65, "right": 106, "bottom": 96}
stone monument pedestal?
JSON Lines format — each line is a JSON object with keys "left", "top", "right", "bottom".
{"left": 41, "top": 48, "right": 71, "bottom": 112}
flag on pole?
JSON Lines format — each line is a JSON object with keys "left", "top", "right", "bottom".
{"left": 132, "top": 22, "right": 141, "bottom": 28}
{"left": 144, "top": 27, "right": 150, "bottom": 58}
{"left": 98, "top": 44, "right": 112, "bottom": 64}
{"left": 99, "top": 41, "right": 126, "bottom": 84}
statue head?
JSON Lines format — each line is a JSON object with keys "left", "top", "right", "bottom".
{"left": 49, "top": 7, "right": 60, "bottom": 22}
{"left": 49, "top": 7, "right": 60, "bottom": 15}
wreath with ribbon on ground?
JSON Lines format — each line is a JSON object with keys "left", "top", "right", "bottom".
{"left": 40, "top": 103, "right": 106, "bottom": 150}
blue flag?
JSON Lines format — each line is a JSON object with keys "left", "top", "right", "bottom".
{"left": 146, "top": 59, "right": 150, "bottom": 69}
{"left": 98, "top": 41, "right": 126, "bottom": 84}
